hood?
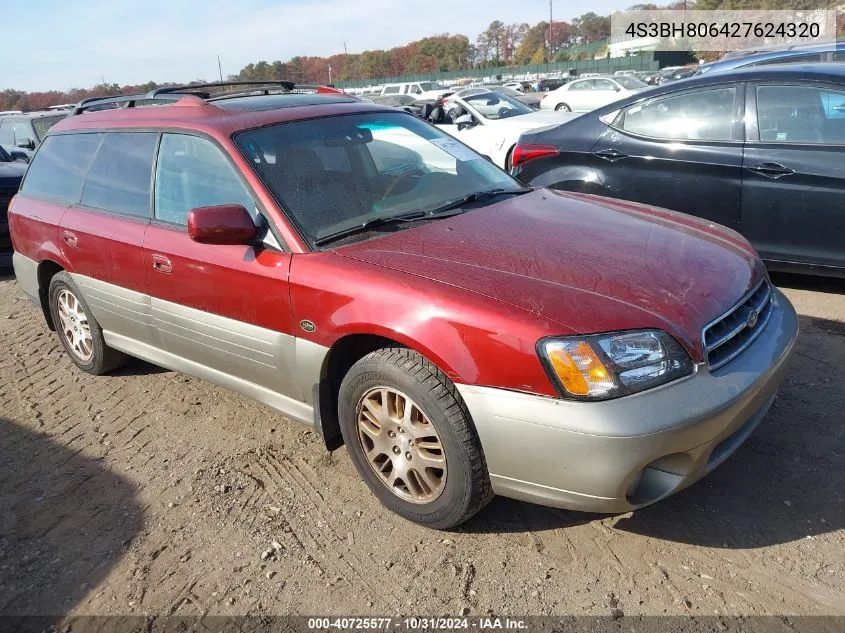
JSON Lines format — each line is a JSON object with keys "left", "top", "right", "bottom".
{"left": 336, "top": 190, "right": 765, "bottom": 360}
{"left": 0, "top": 161, "right": 26, "bottom": 189}
{"left": 498, "top": 110, "right": 581, "bottom": 130}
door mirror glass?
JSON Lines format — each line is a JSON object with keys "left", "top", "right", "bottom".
{"left": 455, "top": 114, "right": 475, "bottom": 131}
{"left": 187, "top": 204, "right": 258, "bottom": 245}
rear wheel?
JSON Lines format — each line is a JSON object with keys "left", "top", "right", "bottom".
{"left": 338, "top": 347, "right": 492, "bottom": 529}
{"left": 48, "top": 272, "right": 128, "bottom": 375}
{"left": 555, "top": 103, "right": 571, "bottom": 112}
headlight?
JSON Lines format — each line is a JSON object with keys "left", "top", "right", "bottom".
{"left": 538, "top": 330, "right": 694, "bottom": 400}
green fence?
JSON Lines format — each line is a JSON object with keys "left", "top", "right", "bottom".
{"left": 335, "top": 56, "right": 659, "bottom": 89}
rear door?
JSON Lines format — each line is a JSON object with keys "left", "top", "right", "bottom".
{"left": 590, "top": 83, "right": 744, "bottom": 230}
{"left": 741, "top": 81, "right": 845, "bottom": 269}
{"left": 142, "top": 132, "right": 298, "bottom": 401}
{"left": 59, "top": 131, "right": 159, "bottom": 344}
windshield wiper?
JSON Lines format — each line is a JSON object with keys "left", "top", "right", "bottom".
{"left": 314, "top": 211, "right": 430, "bottom": 246}
{"left": 314, "top": 188, "right": 530, "bottom": 247}
{"left": 424, "top": 188, "right": 530, "bottom": 217}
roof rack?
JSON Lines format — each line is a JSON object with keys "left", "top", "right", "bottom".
{"left": 71, "top": 80, "right": 348, "bottom": 116}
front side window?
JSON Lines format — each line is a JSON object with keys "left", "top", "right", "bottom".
{"left": 20, "top": 133, "right": 102, "bottom": 203}
{"left": 155, "top": 134, "right": 256, "bottom": 225}
{"left": 593, "top": 79, "right": 618, "bottom": 91}
{"left": 756, "top": 84, "right": 845, "bottom": 144}
{"left": 13, "top": 122, "right": 36, "bottom": 146}
{"left": 235, "top": 112, "right": 519, "bottom": 244}
{"left": 80, "top": 132, "right": 157, "bottom": 218}
{"left": 463, "top": 92, "right": 532, "bottom": 120}
{"left": 419, "top": 82, "right": 443, "bottom": 91}
{"left": 620, "top": 87, "right": 736, "bottom": 141}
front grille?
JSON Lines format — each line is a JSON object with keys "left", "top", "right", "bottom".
{"left": 703, "top": 279, "right": 773, "bottom": 370}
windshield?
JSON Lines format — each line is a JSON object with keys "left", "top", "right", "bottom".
{"left": 235, "top": 112, "right": 519, "bottom": 246}
{"left": 463, "top": 92, "right": 532, "bottom": 119}
{"left": 32, "top": 115, "right": 66, "bottom": 140}
{"left": 615, "top": 76, "right": 647, "bottom": 90}
{"left": 490, "top": 86, "right": 522, "bottom": 97}
{"left": 418, "top": 82, "right": 444, "bottom": 92}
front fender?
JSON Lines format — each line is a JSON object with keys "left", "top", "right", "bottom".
{"left": 289, "top": 252, "right": 560, "bottom": 398}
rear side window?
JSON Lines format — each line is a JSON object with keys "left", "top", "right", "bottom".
{"left": 32, "top": 116, "right": 66, "bottom": 140}
{"left": 383, "top": 86, "right": 400, "bottom": 95}
{"left": 0, "top": 121, "right": 14, "bottom": 145}
{"left": 80, "top": 132, "right": 158, "bottom": 217}
{"left": 620, "top": 87, "right": 736, "bottom": 141}
{"left": 20, "top": 133, "right": 102, "bottom": 203}
{"left": 154, "top": 134, "right": 255, "bottom": 225}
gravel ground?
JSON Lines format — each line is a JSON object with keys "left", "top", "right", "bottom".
{"left": 0, "top": 272, "right": 843, "bottom": 621}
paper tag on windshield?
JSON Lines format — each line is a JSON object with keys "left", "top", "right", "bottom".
{"left": 430, "top": 138, "right": 481, "bottom": 162}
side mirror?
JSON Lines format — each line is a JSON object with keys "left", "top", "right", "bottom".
{"left": 187, "top": 204, "right": 258, "bottom": 245}
{"left": 455, "top": 114, "right": 476, "bottom": 131}
{"left": 10, "top": 150, "right": 29, "bottom": 163}
{"left": 16, "top": 139, "right": 35, "bottom": 151}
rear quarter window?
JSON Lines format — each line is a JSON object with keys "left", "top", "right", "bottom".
{"left": 80, "top": 132, "right": 158, "bottom": 218}
{"left": 20, "top": 133, "right": 102, "bottom": 204}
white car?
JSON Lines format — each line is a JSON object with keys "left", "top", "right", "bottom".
{"left": 380, "top": 81, "right": 452, "bottom": 101}
{"left": 436, "top": 90, "right": 578, "bottom": 169}
{"left": 540, "top": 76, "right": 647, "bottom": 113}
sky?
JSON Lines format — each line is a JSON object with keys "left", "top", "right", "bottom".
{"left": 2, "top": 0, "right": 629, "bottom": 92}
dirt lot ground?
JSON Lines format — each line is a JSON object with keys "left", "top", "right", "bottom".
{"left": 1, "top": 272, "right": 843, "bottom": 622}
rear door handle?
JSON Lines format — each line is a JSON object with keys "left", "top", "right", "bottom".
{"left": 592, "top": 148, "right": 626, "bottom": 162}
{"left": 151, "top": 254, "right": 173, "bottom": 274}
{"left": 62, "top": 230, "right": 78, "bottom": 248}
{"left": 746, "top": 162, "right": 795, "bottom": 179}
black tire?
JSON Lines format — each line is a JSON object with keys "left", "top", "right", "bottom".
{"left": 555, "top": 103, "right": 571, "bottom": 112}
{"left": 48, "top": 271, "right": 128, "bottom": 375}
{"left": 338, "top": 347, "right": 493, "bottom": 529}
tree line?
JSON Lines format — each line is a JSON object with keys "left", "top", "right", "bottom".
{"left": 3, "top": 0, "right": 842, "bottom": 111}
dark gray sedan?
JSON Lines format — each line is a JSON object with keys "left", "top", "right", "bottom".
{"left": 512, "top": 63, "right": 845, "bottom": 278}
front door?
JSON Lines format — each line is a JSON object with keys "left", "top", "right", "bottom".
{"left": 142, "top": 133, "right": 298, "bottom": 400}
{"left": 590, "top": 83, "right": 744, "bottom": 230}
{"left": 741, "top": 81, "right": 845, "bottom": 268}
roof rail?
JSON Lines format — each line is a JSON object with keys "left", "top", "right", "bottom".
{"left": 71, "top": 93, "right": 182, "bottom": 115}
{"left": 70, "top": 81, "right": 350, "bottom": 116}
{"left": 148, "top": 80, "right": 297, "bottom": 98}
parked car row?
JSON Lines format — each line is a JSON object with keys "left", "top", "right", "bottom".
{"left": 7, "top": 80, "right": 799, "bottom": 529}
{"left": 510, "top": 63, "right": 845, "bottom": 277}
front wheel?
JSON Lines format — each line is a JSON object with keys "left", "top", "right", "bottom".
{"left": 338, "top": 348, "right": 492, "bottom": 529}
{"left": 555, "top": 103, "right": 571, "bottom": 112}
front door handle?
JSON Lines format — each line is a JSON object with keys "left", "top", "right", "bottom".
{"left": 593, "top": 148, "right": 626, "bottom": 162}
{"left": 151, "top": 254, "right": 173, "bottom": 274}
{"left": 62, "top": 230, "right": 78, "bottom": 248}
{"left": 746, "top": 162, "right": 795, "bottom": 179}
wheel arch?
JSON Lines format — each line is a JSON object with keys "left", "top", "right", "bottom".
{"left": 313, "top": 330, "right": 460, "bottom": 452}
{"left": 36, "top": 259, "right": 66, "bottom": 331}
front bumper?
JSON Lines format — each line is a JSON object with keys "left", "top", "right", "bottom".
{"left": 457, "top": 288, "right": 799, "bottom": 513}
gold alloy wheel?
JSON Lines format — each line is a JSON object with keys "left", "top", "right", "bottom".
{"left": 356, "top": 387, "right": 447, "bottom": 504}
{"left": 56, "top": 289, "right": 93, "bottom": 362}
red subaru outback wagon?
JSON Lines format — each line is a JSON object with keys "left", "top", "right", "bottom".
{"left": 9, "top": 82, "right": 798, "bottom": 528}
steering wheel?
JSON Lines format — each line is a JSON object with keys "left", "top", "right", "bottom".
{"left": 381, "top": 168, "right": 425, "bottom": 200}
